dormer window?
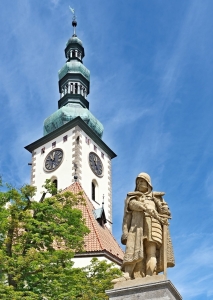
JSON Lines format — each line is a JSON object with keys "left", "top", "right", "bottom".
{"left": 93, "top": 207, "right": 107, "bottom": 227}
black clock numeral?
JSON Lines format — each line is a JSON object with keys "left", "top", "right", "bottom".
{"left": 46, "top": 163, "right": 51, "bottom": 170}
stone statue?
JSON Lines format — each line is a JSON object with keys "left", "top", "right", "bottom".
{"left": 114, "top": 173, "right": 175, "bottom": 282}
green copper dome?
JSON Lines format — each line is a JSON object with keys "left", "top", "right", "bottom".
{"left": 43, "top": 104, "right": 104, "bottom": 138}
{"left": 58, "top": 61, "right": 90, "bottom": 81}
{"left": 66, "top": 36, "right": 83, "bottom": 47}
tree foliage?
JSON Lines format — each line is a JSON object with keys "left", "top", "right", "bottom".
{"left": 0, "top": 179, "right": 121, "bottom": 299}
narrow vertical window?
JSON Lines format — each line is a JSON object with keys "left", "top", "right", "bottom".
{"left": 52, "top": 179, "right": 57, "bottom": 195}
{"left": 101, "top": 152, "right": 104, "bottom": 159}
{"left": 52, "top": 141, "right": 56, "bottom": 148}
{"left": 63, "top": 135, "right": 68, "bottom": 142}
{"left": 76, "top": 136, "right": 79, "bottom": 144}
{"left": 86, "top": 138, "right": 90, "bottom": 145}
{"left": 41, "top": 147, "right": 45, "bottom": 154}
{"left": 53, "top": 179, "right": 57, "bottom": 189}
{"left": 94, "top": 145, "right": 97, "bottom": 152}
{"left": 92, "top": 182, "right": 95, "bottom": 201}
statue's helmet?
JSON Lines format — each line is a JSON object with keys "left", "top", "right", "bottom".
{"left": 135, "top": 172, "right": 153, "bottom": 194}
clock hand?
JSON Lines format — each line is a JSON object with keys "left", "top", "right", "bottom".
{"left": 93, "top": 157, "right": 97, "bottom": 165}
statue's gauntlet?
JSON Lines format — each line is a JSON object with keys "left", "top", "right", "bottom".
{"left": 128, "top": 199, "right": 146, "bottom": 211}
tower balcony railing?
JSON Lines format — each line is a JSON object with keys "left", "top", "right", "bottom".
{"left": 60, "top": 82, "right": 87, "bottom": 98}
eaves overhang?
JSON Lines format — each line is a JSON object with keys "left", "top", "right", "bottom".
{"left": 74, "top": 250, "right": 123, "bottom": 266}
{"left": 24, "top": 116, "right": 117, "bottom": 159}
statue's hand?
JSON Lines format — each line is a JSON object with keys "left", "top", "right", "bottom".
{"left": 146, "top": 208, "right": 169, "bottom": 225}
{"left": 159, "top": 204, "right": 171, "bottom": 216}
{"left": 146, "top": 208, "right": 158, "bottom": 219}
{"left": 159, "top": 217, "right": 169, "bottom": 225}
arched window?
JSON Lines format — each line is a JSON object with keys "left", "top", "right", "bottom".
{"left": 91, "top": 180, "right": 98, "bottom": 202}
{"left": 92, "top": 182, "right": 95, "bottom": 201}
{"left": 53, "top": 179, "right": 57, "bottom": 190}
{"left": 72, "top": 50, "right": 75, "bottom": 57}
{"left": 51, "top": 177, "right": 58, "bottom": 195}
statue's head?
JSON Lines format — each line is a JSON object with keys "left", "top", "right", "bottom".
{"left": 135, "top": 172, "right": 153, "bottom": 194}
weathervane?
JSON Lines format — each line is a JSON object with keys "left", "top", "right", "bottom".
{"left": 69, "top": 6, "right": 77, "bottom": 37}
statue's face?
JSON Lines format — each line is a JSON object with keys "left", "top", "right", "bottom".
{"left": 137, "top": 178, "right": 148, "bottom": 193}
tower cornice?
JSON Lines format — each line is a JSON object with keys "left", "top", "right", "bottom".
{"left": 25, "top": 117, "right": 116, "bottom": 159}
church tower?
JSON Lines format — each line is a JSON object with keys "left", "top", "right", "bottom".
{"left": 25, "top": 13, "right": 116, "bottom": 231}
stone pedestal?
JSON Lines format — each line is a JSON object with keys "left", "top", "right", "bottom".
{"left": 106, "top": 275, "right": 182, "bottom": 300}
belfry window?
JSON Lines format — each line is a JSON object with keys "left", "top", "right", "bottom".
{"left": 75, "top": 83, "right": 78, "bottom": 94}
{"left": 92, "top": 182, "right": 95, "bottom": 201}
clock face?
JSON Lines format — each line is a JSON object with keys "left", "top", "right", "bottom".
{"left": 44, "top": 148, "right": 64, "bottom": 172}
{"left": 89, "top": 152, "right": 104, "bottom": 177}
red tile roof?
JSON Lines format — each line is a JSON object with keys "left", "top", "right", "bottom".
{"left": 63, "top": 182, "right": 124, "bottom": 264}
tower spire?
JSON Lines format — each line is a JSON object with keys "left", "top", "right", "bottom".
{"left": 69, "top": 6, "right": 77, "bottom": 37}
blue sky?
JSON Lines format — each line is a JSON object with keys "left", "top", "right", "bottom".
{"left": 1, "top": 1, "right": 213, "bottom": 298}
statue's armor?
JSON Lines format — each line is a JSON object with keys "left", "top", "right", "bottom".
{"left": 144, "top": 196, "right": 162, "bottom": 247}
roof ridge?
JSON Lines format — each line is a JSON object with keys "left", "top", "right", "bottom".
{"left": 65, "top": 182, "right": 105, "bottom": 250}
{"left": 82, "top": 191, "right": 103, "bottom": 250}
{"left": 78, "top": 184, "right": 106, "bottom": 250}
{"left": 62, "top": 182, "right": 124, "bottom": 260}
